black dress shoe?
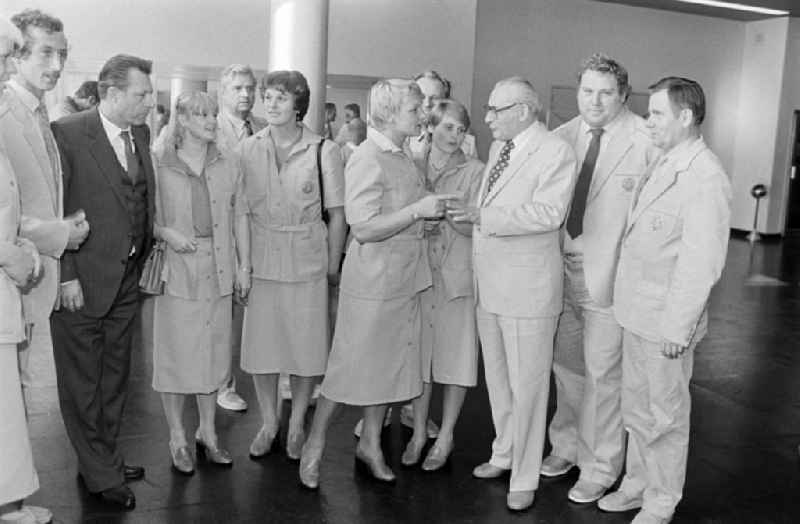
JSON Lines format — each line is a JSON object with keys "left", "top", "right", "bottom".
{"left": 123, "top": 464, "right": 145, "bottom": 481}
{"left": 94, "top": 484, "right": 136, "bottom": 510}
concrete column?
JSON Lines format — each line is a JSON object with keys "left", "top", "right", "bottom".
{"left": 169, "top": 66, "right": 208, "bottom": 109}
{"left": 269, "top": 0, "right": 329, "bottom": 134}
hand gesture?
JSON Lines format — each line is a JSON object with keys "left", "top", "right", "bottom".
{"left": 2, "top": 243, "right": 37, "bottom": 287}
{"left": 66, "top": 210, "right": 90, "bottom": 250}
{"left": 661, "top": 340, "right": 688, "bottom": 359}
{"left": 446, "top": 199, "right": 481, "bottom": 225}
{"left": 163, "top": 228, "right": 197, "bottom": 254}
{"left": 413, "top": 193, "right": 460, "bottom": 219}
{"left": 234, "top": 267, "right": 251, "bottom": 305}
{"left": 16, "top": 237, "right": 41, "bottom": 281}
{"left": 60, "top": 279, "right": 85, "bottom": 311}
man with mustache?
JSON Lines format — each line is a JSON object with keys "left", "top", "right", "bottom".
{"left": 0, "top": 8, "right": 89, "bottom": 412}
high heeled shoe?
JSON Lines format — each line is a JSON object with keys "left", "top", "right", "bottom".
{"left": 421, "top": 440, "right": 454, "bottom": 471}
{"left": 286, "top": 429, "right": 306, "bottom": 461}
{"left": 195, "top": 435, "right": 233, "bottom": 467}
{"left": 169, "top": 441, "right": 195, "bottom": 475}
{"left": 354, "top": 447, "right": 395, "bottom": 483}
{"left": 249, "top": 426, "right": 278, "bottom": 460}
{"left": 400, "top": 438, "right": 426, "bottom": 467}
{"left": 298, "top": 442, "right": 323, "bottom": 489}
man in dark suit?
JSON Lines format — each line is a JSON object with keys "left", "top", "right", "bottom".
{"left": 50, "top": 54, "right": 156, "bottom": 510}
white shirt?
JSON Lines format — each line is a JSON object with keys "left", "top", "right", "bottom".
{"left": 98, "top": 108, "right": 134, "bottom": 171}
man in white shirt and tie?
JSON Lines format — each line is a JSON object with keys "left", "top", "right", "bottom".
{"left": 449, "top": 77, "right": 576, "bottom": 511}
{"left": 542, "top": 53, "right": 659, "bottom": 504}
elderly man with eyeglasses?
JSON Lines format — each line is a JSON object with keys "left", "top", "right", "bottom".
{"left": 448, "top": 76, "right": 577, "bottom": 511}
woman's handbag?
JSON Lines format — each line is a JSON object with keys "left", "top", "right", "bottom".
{"left": 139, "top": 240, "right": 165, "bottom": 295}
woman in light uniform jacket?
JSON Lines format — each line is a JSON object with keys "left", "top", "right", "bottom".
{"left": 238, "top": 70, "right": 347, "bottom": 461}
{"left": 151, "top": 91, "right": 249, "bottom": 474}
{"left": 403, "top": 99, "right": 484, "bottom": 470}
{"left": 298, "top": 78, "right": 458, "bottom": 489}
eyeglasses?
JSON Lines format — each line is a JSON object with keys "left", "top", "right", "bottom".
{"left": 483, "top": 102, "right": 519, "bottom": 116}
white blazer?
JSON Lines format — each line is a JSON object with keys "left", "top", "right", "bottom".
{"left": 473, "top": 121, "right": 577, "bottom": 318}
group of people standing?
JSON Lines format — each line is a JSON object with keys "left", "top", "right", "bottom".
{"left": 0, "top": 7, "right": 732, "bottom": 524}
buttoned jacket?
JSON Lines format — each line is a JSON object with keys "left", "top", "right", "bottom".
{"left": 473, "top": 122, "right": 577, "bottom": 318}
{"left": 154, "top": 144, "right": 244, "bottom": 299}
{"left": 0, "top": 84, "right": 69, "bottom": 326}
{"left": 554, "top": 108, "right": 659, "bottom": 306}
{"left": 613, "top": 137, "right": 731, "bottom": 346}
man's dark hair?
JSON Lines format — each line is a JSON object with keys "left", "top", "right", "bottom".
{"left": 578, "top": 53, "right": 631, "bottom": 102}
{"left": 648, "top": 76, "right": 706, "bottom": 126}
{"left": 344, "top": 103, "right": 360, "bottom": 118}
{"left": 75, "top": 80, "right": 98, "bottom": 100}
{"left": 11, "top": 9, "right": 63, "bottom": 58}
{"left": 98, "top": 54, "right": 152, "bottom": 99}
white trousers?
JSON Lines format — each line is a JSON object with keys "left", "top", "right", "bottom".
{"left": 0, "top": 344, "right": 38, "bottom": 505}
{"left": 548, "top": 258, "right": 624, "bottom": 486}
{"left": 618, "top": 330, "right": 694, "bottom": 519}
{"left": 477, "top": 305, "right": 556, "bottom": 492}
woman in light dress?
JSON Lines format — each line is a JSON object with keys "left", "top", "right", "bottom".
{"left": 298, "top": 78, "right": 458, "bottom": 489}
{"left": 402, "top": 100, "right": 484, "bottom": 471}
{"left": 151, "top": 91, "right": 249, "bottom": 474}
{"left": 238, "top": 71, "right": 346, "bottom": 461}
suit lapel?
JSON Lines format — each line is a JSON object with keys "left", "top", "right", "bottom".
{"left": 626, "top": 162, "right": 677, "bottom": 233}
{"left": 86, "top": 110, "right": 130, "bottom": 215}
{"left": 478, "top": 142, "right": 498, "bottom": 205}
{"left": 10, "top": 95, "right": 59, "bottom": 211}
{"left": 587, "top": 127, "right": 632, "bottom": 203}
{"left": 482, "top": 125, "right": 545, "bottom": 206}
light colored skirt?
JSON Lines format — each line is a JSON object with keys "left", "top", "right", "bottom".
{"left": 152, "top": 240, "right": 232, "bottom": 394}
{"left": 420, "top": 279, "right": 479, "bottom": 387}
{"left": 0, "top": 344, "right": 38, "bottom": 504}
{"left": 240, "top": 277, "right": 329, "bottom": 376}
{"left": 321, "top": 290, "right": 423, "bottom": 406}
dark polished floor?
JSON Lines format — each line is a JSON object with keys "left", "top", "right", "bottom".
{"left": 24, "top": 235, "right": 800, "bottom": 523}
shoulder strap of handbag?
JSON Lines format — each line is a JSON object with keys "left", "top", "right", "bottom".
{"left": 317, "top": 137, "right": 327, "bottom": 220}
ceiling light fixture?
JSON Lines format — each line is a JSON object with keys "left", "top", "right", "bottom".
{"left": 673, "top": 0, "right": 788, "bottom": 16}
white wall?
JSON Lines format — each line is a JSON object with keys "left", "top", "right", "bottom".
{"left": 771, "top": 18, "right": 800, "bottom": 232}
{"left": 471, "top": 0, "right": 745, "bottom": 174}
{"left": 730, "top": 17, "right": 789, "bottom": 232}
{"left": 0, "top": 0, "right": 478, "bottom": 107}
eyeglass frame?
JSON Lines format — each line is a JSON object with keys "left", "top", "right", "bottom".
{"left": 483, "top": 102, "right": 520, "bottom": 116}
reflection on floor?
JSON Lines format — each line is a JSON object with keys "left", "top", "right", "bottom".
{"left": 24, "top": 235, "right": 800, "bottom": 523}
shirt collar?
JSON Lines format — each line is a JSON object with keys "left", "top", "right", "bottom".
{"left": 578, "top": 108, "right": 625, "bottom": 138}
{"left": 98, "top": 107, "right": 131, "bottom": 144}
{"left": 660, "top": 135, "right": 704, "bottom": 168}
{"left": 7, "top": 78, "right": 42, "bottom": 113}
{"left": 368, "top": 126, "right": 404, "bottom": 153}
{"left": 509, "top": 121, "right": 544, "bottom": 152}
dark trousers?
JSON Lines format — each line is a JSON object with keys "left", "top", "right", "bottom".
{"left": 51, "top": 258, "right": 141, "bottom": 493}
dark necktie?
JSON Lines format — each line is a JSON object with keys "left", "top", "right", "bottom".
{"left": 35, "top": 104, "right": 59, "bottom": 184}
{"left": 566, "top": 128, "right": 604, "bottom": 238}
{"left": 485, "top": 140, "right": 514, "bottom": 196}
{"left": 243, "top": 119, "right": 253, "bottom": 137}
{"left": 120, "top": 130, "right": 139, "bottom": 183}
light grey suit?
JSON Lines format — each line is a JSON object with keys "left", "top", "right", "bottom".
{"left": 473, "top": 121, "right": 576, "bottom": 492}
{"left": 547, "top": 108, "right": 659, "bottom": 486}
{"left": 613, "top": 136, "right": 730, "bottom": 518}
{"left": 0, "top": 82, "right": 69, "bottom": 389}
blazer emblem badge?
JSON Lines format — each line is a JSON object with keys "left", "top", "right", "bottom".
{"left": 622, "top": 177, "right": 636, "bottom": 192}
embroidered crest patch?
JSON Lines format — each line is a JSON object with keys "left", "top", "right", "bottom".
{"left": 622, "top": 177, "right": 635, "bottom": 192}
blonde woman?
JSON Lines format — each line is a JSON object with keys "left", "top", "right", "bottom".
{"left": 151, "top": 91, "right": 249, "bottom": 474}
{"left": 298, "top": 78, "right": 458, "bottom": 489}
